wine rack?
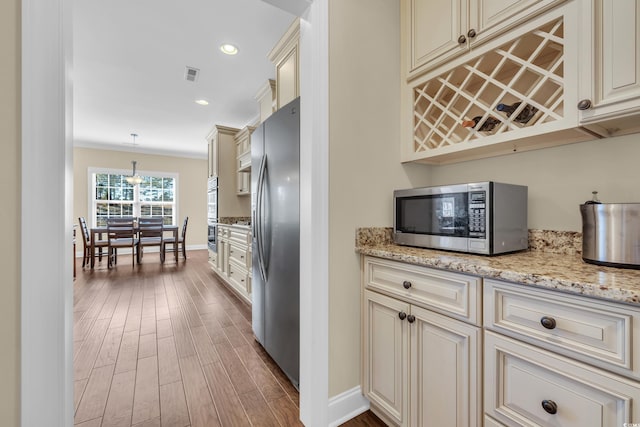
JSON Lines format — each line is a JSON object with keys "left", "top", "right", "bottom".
{"left": 411, "top": 13, "right": 571, "bottom": 159}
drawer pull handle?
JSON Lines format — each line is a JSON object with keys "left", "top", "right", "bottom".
{"left": 540, "top": 316, "right": 556, "bottom": 330}
{"left": 398, "top": 311, "right": 407, "bottom": 320}
{"left": 402, "top": 281, "right": 412, "bottom": 289}
{"left": 541, "top": 399, "right": 557, "bottom": 415}
{"left": 407, "top": 314, "right": 416, "bottom": 323}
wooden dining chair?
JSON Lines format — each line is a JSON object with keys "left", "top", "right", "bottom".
{"left": 106, "top": 218, "right": 138, "bottom": 268}
{"left": 162, "top": 216, "right": 189, "bottom": 261}
{"left": 137, "top": 217, "right": 164, "bottom": 263}
{"left": 78, "top": 217, "right": 108, "bottom": 268}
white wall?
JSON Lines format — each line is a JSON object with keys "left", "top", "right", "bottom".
{"left": 324, "top": 0, "right": 640, "bottom": 403}
{"left": 327, "top": 0, "right": 430, "bottom": 397}
{"left": 428, "top": 134, "right": 640, "bottom": 231}
{"left": 74, "top": 147, "right": 208, "bottom": 249}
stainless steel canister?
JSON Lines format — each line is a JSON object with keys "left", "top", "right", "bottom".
{"left": 580, "top": 203, "right": 640, "bottom": 268}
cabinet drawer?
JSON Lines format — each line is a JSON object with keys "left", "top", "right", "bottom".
{"left": 228, "top": 263, "right": 250, "bottom": 301}
{"left": 363, "top": 256, "right": 481, "bottom": 325}
{"left": 484, "top": 279, "right": 640, "bottom": 379}
{"left": 229, "top": 228, "right": 251, "bottom": 246}
{"left": 229, "top": 242, "right": 250, "bottom": 270}
{"left": 485, "top": 331, "right": 640, "bottom": 427}
{"left": 218, "top": 226, "right": 229, "bottom": 238}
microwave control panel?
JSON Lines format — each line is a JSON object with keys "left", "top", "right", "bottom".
{"left": 468, "top": 191, "right": 486, "bottom": 237}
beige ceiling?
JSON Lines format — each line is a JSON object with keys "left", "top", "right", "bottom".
{"left": 73, "top": 0, "right": 295, "bottom": 158}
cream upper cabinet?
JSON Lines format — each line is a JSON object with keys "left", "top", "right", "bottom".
{"left": 578, "top": 0, "right": 640, "bottom": 137}
{"left": 207, "top": 135, "right": 217, "bottom": 178}
{"left": 400, "top": 2, "right": 597, "bottom": 164}
{"left": 269, "top": 18, "right": 300, "bottom": 109}
{"left": 255, "top": 79, "right": 276, "bottom": 123}
{"left": 407, "top": 0, "right": 468, "bottom": 78}
{"left": 404, "top": 0, "right": 567, "bottom": 79}
{"left": 234, "top": 126, "right": 254, "bottom": 196}
{"left": 206, "top": 125, "right": 250, "bottom": 217}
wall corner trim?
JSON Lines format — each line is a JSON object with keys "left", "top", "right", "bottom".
{"left": 328, "top": 386, "right": 370, "bottom": 427}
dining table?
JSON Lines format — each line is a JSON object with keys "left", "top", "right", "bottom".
{"left": 90, "top": 224, "right": 179, "bottom": 268}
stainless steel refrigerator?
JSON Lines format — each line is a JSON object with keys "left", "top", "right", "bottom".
{"left": 251, "top": 97, "right": 300, "bottom": 388}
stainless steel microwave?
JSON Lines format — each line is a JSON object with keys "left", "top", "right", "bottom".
{"left": 393, "top": 182, "right": 528, "bottom": 255}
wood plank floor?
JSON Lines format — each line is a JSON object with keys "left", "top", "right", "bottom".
{"left": 74, "top": 249, "right": 384, "bottom": 427}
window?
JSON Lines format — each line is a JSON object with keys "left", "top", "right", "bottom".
{"left": 90, "top": 168, "right": 177, "bottom": 227}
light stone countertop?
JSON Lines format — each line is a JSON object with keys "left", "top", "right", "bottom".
{"left": 356, "top": 228, "right": 640, "bottom": 307}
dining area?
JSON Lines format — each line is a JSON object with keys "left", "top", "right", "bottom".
{"left": 78, "top": 216, "right": 189, "bottom": 269}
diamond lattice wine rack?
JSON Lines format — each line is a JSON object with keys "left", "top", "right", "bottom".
{"left": 410, "top": 14, "right": 571, "bottom": 161}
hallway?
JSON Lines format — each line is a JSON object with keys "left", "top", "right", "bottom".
{"left": 73, "top": 250, "right": 300, "bottom": 426}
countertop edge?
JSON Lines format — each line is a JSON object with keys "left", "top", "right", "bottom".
{"left": 356, "top": 245, "right": 640, "bottom": 307}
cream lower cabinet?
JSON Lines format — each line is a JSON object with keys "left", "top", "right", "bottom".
{"left": 212, "top": 225, "right": 252, "bottom": 304}
{"left": 362, "top": 256, "right": 482, "bottom": 427}
{"left": 484, "top": 279, "right": 640, "bottom": 426}
{"left": 485, "top": 331, "right": 640, "bottom": 427}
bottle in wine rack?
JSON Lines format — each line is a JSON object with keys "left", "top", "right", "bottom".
{"left": 495, "top": 102, "right": 538, "bottom": 124}
{"left": 461, "top": 116, "right": 500, "bottom": 132}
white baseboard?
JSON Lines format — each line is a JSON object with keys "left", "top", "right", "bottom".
{"left": 328, "top": 386, "right": 370, "bottom": 427}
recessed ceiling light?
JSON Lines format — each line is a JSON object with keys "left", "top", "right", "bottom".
{"left": 220, "top": 43, "right": 238, "bottom": 55}
{"left": 195, "top": 99, "right": 209, "bottom": 106}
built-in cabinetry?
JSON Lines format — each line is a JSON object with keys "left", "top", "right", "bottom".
{"left": 206, "top": 125, "right": 250, "bottom": 218}
{"left": 404, "top": 0, "right": 566, "bottom": 79}
{"left": 269, "top": 18, "right": 300, "bottom": 110}
{"left": 362, "top": 256, "right": 482, "bottom": 427}
{"left": 255, "top": 79, "right": 277, "bottom": 123}
{"left": 401, "top": 1, "right": 593, "bottom": 164}
{"left": 483, "top": 279, "right": 640, "bottom": 426}
{"left": 213, "top": 224, "right": 252, "bottom": 305}
{"left": 361, "top": 255, "right": 640, "bottom": 426}
{"left": 578, "top": 0, "right": 640, "bottom": 138}
{"left": 401, "top": 0, "right": 640, "bottom": 164}
{"left": 234, "top": 126, "right": 254, "bottom": 196}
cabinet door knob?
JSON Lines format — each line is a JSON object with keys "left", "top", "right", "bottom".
{"left": 457, "top": 34, "right": 467, "bottom": 44}
{"left": 398, "top": 311, "right": 407, "bottom": 320}
{"left": 540, "top": 316, "right": 557, "bottom": 330}
{"left": 407, "top": 314, "right": 416, "bottom": 323}
{"left": 402, "top": 280, "right": 412, "bottom": 289}
{"left": 541, "top": 399, "right": 557, "bottom": 415}
{"left": 467, "top": 28, "right": 476, "bottom": 38}
{"left": 577, "top": 99, "right": 592, "bottom": 110}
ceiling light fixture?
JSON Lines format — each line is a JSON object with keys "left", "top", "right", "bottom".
{"left": 220, "top": 43, "right": 238, "bottom": 55}
{"left": 125, "top": 133, "right": 143, "bottom": 185}
{"left": 195, "top": 99, "right": 209, "bottom": 106}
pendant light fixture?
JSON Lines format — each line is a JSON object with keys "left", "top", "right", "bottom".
{"left": 125, "top": 133, "right": 143, "bottom": 185}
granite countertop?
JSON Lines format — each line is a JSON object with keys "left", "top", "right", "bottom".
{"left": 356, "top": 228, "right": 640, "bottom": 307}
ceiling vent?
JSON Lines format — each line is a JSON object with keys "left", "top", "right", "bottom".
{"left": 185, "top": 66, "right": 199, "bottom": 82}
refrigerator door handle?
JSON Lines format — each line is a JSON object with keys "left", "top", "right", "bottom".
{"left": 256, "top": 154, "right": 268, "bottom": 282}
